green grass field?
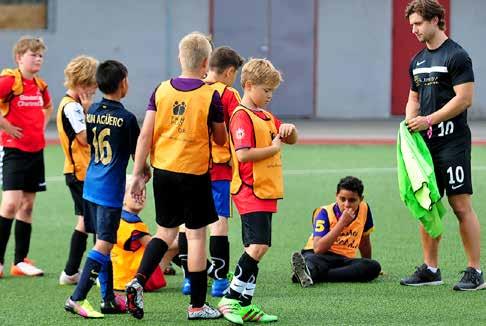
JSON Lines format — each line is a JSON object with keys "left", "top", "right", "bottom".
{"left": 1, "top": 144, "right": 486, "bottom": 325}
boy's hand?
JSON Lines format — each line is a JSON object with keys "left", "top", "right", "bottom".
{"left": 272, "top": 134, "right": 282, "bottom": 151}
{"left": 339, "top": 208, "right": 356, "bottom": 226}
{"left": 130, "top": 174, "right": 146, "bottom": 204}
{"left": 279, "top": 123, "right": 296, "bottom": 138}
{"left": 79, "top": 91, "right": 95, "bottom": 112}
{"left": 2, "top": 120, "right": 22, "bottom": 139}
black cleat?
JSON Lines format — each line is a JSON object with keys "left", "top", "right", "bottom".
{"left": 291, "top": 251, "right": 314, "bottom": 288}
{"left": 126, "top": 279, "right": 144, "bottom": 319}
{"left": 453, "top": 267, "right": 486, "bottom": 291}
{"left": 400, "top": 264, "right": 443, "bottom": 286}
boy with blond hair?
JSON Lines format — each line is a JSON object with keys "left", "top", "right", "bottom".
{"left": 57, "top": 55, "right": 98, "bottom": 285}
{"left": 0, "top": 36, "right": 53, "bottom": 278}
{"left": 218, "top": 58, "right": 298, "bottom": 324}
{"left": 126, "top": 31, "right": 226, "bottom": 320}
{"left": 179, "top": 46, "right": 244, "bottom": 297}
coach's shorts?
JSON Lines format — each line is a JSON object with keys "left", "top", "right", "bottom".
{"left": 2, "top": 147, "right": 46, "bottom": 192}
{"left": 83, "top": 200, "right": 121, "bottom": 244}
{"left": 65, "top": 173, "right": 84, "bottom": 216}
{"left": 153, "top": 168, "right": 218, "bottom": 230}
{"left": 212, "top": 180, "right": 230, "bottom": 218}
{"left": 431, "top": 147, "right": 472, "bottom": 197}
{"left": 241, "top": 212, "right": 272, "bottom": 247}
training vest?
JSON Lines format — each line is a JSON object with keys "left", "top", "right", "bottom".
{"left": 56, "top": 96, "right": 90, "bottom": 180}
{"left": 112, "top": 216, "right": 149, "bottom": 291}
{"left": 151, "top": 80, "right": 214, "bottom": 175}
{"left": 304, "top": 202, "right": 369, "bottom": 258}
{"left": 230, "top": 106, "right": 283, "bottom": 199}
{"left": 0, "top": 68, "right": 47, "bottom": 117}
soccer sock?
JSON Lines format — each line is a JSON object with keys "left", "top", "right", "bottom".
{"left": 99, "top": 256, "right": 115, "bottom": 302}
{"left": 14, "top": 220, "right": 32, "bottom": 265}
{"left": 135, "top": 238, "right": 168, "bottom": 287}
{"left": 64, "top": 230, "right": 88, "bottom": 276}
{"left": 178, "top": 232, "right": 188, "bottom": 278}
{"left": 71, "top": 249, "right": 106, "bottom": 301}
{"left": 209, "top": 235, "right": 229, "bottom": 280}
{"left": 189, "top": 270, "right": 207, "bottom": 308}
{"left": 427, "top": 265, "right": 438, "bottom": 273}
{"left": 0, "top": 216, "right": 13, "bottom": 265}
{"left": 226, "top": 252, "right": 259, "bottom": 303}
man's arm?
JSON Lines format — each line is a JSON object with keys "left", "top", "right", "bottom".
{"left": 358, "top": 234, "right": 372, "bottom": 259}
{"left": 429, "top": 82, "right": 473, "bottom": 124}
{"left": 405, "top": 90, "right": 420, "bottom": 120}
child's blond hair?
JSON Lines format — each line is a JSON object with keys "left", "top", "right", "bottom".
{"left": 12, "top": 36, "right": 47, "bottom": 62}
{"left": 178, "top": 31, "right": 212, "bottom": 71}
{"left": 64, "top": 55, "right": 98, "bottom": 89}
{"left": 240, "top": 58, "right": 282, "bottom": 89}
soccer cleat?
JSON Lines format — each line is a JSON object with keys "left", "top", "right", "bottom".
{"left": 181, "top": 277, "right": 191, "bottom": 295}
{"left": 453, "top": 267, "right": 486, "bottom": 291}
{"left": 240, "top": 304, "right": 278, "bottom": 323}
{"left": 10, "top": 258, "right": 44, "bottom": 276}
{"left": 126, "top": 278, "right": 144, "bottom": 319}
{"left": 291, "top": 251, "right": 313, "bottom": 288}
{"left": 218, "top": 297, "right": 244, "bottom": 325}
{"left": 187, "top": 303, "right": 222, "bottom": 320}
{"left": 400, "top": 264, "right": 443, "bottom": 286}
{"left": 64, "top": 298, "right": 104, "bottom": 318}
{"left": 211, "top": 278, "right": 230, "bottom": 297}
{"left": 59, "top": 270, "right": 81, "bottom": 285}
{"left": 101, "top": 293, "right": 127, "bottom": 314}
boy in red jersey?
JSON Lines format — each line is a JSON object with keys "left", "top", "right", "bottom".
{"left": 218, "top": 58, "right": 297, "bottom": 324}
{"left": 0, "top": 36, "right": 53, "bottom": 278}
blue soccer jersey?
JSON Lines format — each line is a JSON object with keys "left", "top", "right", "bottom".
{"left": 83, "top": 98, "right": 139, "bottom": 208}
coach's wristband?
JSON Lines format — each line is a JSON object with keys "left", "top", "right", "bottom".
{"left": 426, "top": 115, "right": 433, "bottom": 139}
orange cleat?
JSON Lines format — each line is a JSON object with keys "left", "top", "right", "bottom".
{"left": 10, "top": 258, "right": 44, "bottom": 276}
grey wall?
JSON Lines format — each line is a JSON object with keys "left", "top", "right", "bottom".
{"left": 451, "top": 0, "right": 486, "bottom": 118}
{"left": 0, "top": 0, "right": 209, "bottom": 119}
{"left": 316, "top": 0, "right": 392, "bottom": 119}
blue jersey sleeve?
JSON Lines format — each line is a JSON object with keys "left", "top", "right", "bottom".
{"left": 363, "top": 205, "right": 374, "bottom": 234}
{"left": 313, "top": 209, "right": 330, "bottom": 238}
{"left": 127, "top": 115, "right": 140, "bottom": 155}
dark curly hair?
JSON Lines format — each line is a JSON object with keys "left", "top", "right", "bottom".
{"left": 336, "top": 176, "right": 364, "bottom": 197}
{"left": 405, "top": 0, "right": 446, "bottom": 31}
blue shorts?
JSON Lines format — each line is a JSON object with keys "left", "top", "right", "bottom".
{"left": 211, "top": 180, "right": 230, "bottom": 218}
{"left": 83, "top": 200, "right": 121, "bottom": 244}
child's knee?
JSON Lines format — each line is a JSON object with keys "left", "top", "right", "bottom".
{"left": 362, "top": 259, "right": 381, "bottom": 281}
{"left": 246, "top": 244, "right": 269, "bottom": 261}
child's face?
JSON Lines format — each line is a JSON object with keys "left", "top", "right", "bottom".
{"left": 223, "top": 66, "right": 237, "bottom": 86}
{"left": 120, "top": 77, "right": 129, "bottom": 98}
{"left": 246, "top": 82, "right": 274, "bottom": 108}
{"left": 124, "top": 187, "right": 146, "bottom": 213}
{"left": 335, "top": 189, "right": 362, "bottom": 214}
{"left": 75, "top": 85, "right": 97, "bottom": 98}
{"left": 17, "top": 49, "right": 44, "bottom": 75}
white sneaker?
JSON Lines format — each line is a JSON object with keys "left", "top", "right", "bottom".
{"left": 59, "top": 270, "right": 81, "bottom": 285}
{"left": 11, "top": 261, "right": 44, "bottom": 276}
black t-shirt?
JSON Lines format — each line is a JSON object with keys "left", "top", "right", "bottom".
{"left": 409, "top": 39, "right": 474, "bottom": 153}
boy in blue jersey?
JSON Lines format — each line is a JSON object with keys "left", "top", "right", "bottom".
{"left": 64, "top": 60, "right": 141, "bottom": 319}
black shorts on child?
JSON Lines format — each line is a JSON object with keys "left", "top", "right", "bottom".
{"left": 65, "top": 173, "right": 84, "bottom": 216}
{"left": 2, "top": 147, "right": 46, "bottom": 192}
{"left": 241, "top": 212, "right": 273, "bottom": 247}
{"left": 83, "top": 199, "right": 121, "bottom": 244}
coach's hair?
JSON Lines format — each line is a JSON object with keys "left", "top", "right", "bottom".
{"left": 405, "top": 0, "right": 446, "bottom": 31}
{"left": 178, "top": 31, "right": 213, "bottom": 71}
{"left": 96, "top": 60, "right": 128, "bottom": 95}
{"left": 337, "top": 176, "right": 364, "bottom": 197}
{"left": 240, "top": 58, "right": 282, "bottom": 89}
{"left": 13, "top": 35, "right": 46, "bottom": 62}
{"left": 64, "top": 55, "right": 98, "bottom": 89}
{"left": 209, "top": 46, "right": 244, "bottom": 74}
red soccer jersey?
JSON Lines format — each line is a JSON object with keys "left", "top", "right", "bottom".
{"left": 230, "top": 108, "right": 282, "bottom": 215}
{"left": 0, "top": 75, "right": 51, "bottom": 152}
{"left": 210, "top": 86, "right": 241, "bottom": 181}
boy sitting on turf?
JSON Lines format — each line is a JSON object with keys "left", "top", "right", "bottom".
{"left": 291, "top": 176, "right": 381, "bottom": 287}
{"left": 64, "top": 60, "right": 142, "bottom": 318}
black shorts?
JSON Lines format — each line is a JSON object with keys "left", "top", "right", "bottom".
{"left": 430, "top": 146, "right": 472, "bottom": 197}
{"left": 65, "top": 174, "right": 84, "bottom": 216}
{"left": 83, "top": 200, "right": 121, "bottom": 244}
{"left": 241, "top": 212, "right": 272, "bottom": 247}
{"left": 2, "top": 147, "right": 46, "bottom": 192}
{"left": 153, "top": 168, "right": 218, "bottom": 229}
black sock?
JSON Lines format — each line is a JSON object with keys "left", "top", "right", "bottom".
{"left": 64, "top": 230, "right": 88, "bottom": 275}
{"left": 227, "top": 252, "right": 259, "bottom": 304}
{"left": 0, "top": 216, "right": 13, "bottom": 265}
{"left": 178, "top": 232, "right": 188, "bottom": 277}
{"left": 189, "top": 270, "right": 207, "bottom": 308}
{"left": 14, "top": 220, "right": 32, "bottom": 265}
{"left": 71, "top": 250, "right": 105, "bottom": 301}
{"left": 136, "top": 238, "right": 168, "bottom": 287}
{"left": 209, "top": 235, "right": 229, "bottom": 279}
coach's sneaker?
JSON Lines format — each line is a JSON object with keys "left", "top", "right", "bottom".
{"left": 59, "top": 270, "right": 81, "bottom": 285}
{"left": 453, "top": 267, "right": 486, "bottom": 291}
{"left": 291, "top": 251, "right": 313, "bottom": 288}
{"left": 64, "top": 297, "right": 104, "bottom": 318}
{"left": 211, "top": 278, "right": 230, "bottom": 297}
{"left": 10, "top": 258, "right": 44, "bottom": 276}
{"left": 218, "top": 297, "right": 244, "bottom": 325}
{"left": 187, "top": 303, "right": 222, "bottom": 320}
{"left": 101, "top": 294, "right": 127, "bottom": 314}
{"left": 240, "top": 304, "right": 278, "bottom": 323}
{"left": 181, "top": 277, "right": 191, "bottom": 295}
{"left": 400, "top": 264, "right": 443, "bottom": 286}
{"left": 126, "top": 278, "right": 144, "bottom": 319}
